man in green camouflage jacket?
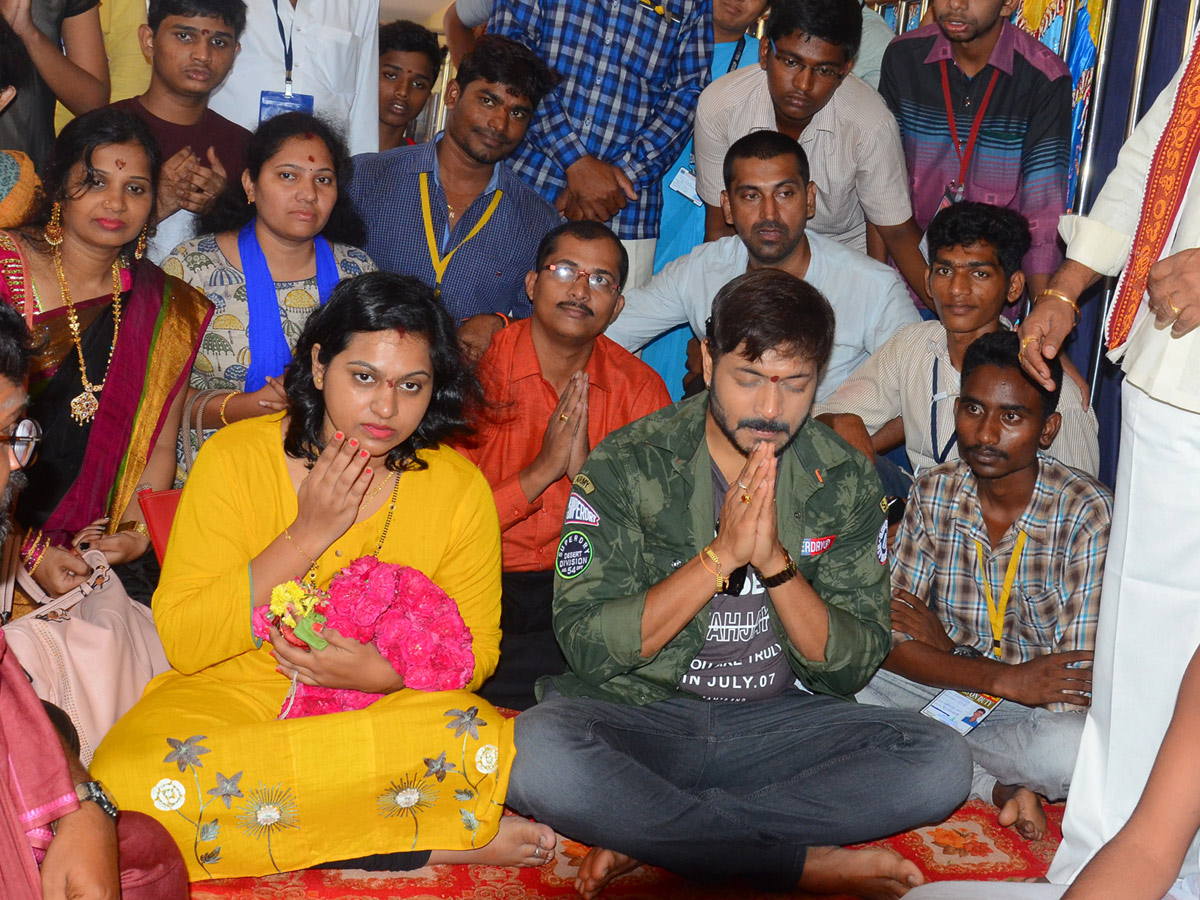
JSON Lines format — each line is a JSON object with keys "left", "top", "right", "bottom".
{"left": 507, "top": 269, "right": 972, "bottom": 899}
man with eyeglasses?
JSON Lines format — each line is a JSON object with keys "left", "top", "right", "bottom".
{"left": 453, "top": 220, "right": 670, "bottom": 711}
{"left": 693, "top": 0, "right": 931, "bottom": 304}
{"left": 507, "top": 269, "right": 971, "bottom": 898}
{"left": 0, "top": 301, "right": 188, "bottom": 900}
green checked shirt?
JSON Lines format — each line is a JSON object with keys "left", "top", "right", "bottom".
{"left": 545, "top": 394, "right": 892, "bottom": 706}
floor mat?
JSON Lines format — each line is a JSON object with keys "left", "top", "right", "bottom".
{"left": 189, "top": 799, "right": 1063, "bottom": 899}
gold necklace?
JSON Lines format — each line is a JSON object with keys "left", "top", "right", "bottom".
{"left": 358, "top": 469, "right": 397, "bottom": 510}
{"left": 52, "top": 244, "right": 123, "bottom": 425}
{"left": 304, "top": 475, "right": 401, "bottom": 587}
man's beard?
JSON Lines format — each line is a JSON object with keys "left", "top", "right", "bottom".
{"left": 0, "top": 469, "right": 27, "bottom": 546}
{"left": 708, "top": 384, "right": 802, "bottom": 458}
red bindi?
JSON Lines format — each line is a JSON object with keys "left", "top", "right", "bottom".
{"left": 395, "top": 326, "right": 407, "bottom": 338}
{"left": 307, "top": 155, "right": 315, "bottom": 162}
{"left": 200, "top": 28, "right": 210, "bottom": 35}
{"left": 115, "top": 158, "right": 126, "bottom": 169}
{"left": 770, "top": 375, "right": 780, "bottom": 383}
{"left": 303, "top": 131, "right": 314, "bottom": 140}
{"left": 386, "top": 379, "right": 394, "bottom": 389}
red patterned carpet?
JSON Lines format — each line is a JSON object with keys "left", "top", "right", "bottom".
{"left": 189, "top": 799, "right": 1063, "bottom": 899}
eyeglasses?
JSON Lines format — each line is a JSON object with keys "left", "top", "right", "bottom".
{"left": 0, "top": 418, "right": 41, "bottom": 469}
{"left": 541, "top": 263, "right": 619, "bottom": 294}
{"left": 768, "top": 40, "right": 846, "bottom": 82}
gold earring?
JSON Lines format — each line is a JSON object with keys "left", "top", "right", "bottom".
{"left": 134, "top": 225, "right": 148, "bottom": 261}
{"left": 44, "top": 202, "right": 63, "bottom": 246}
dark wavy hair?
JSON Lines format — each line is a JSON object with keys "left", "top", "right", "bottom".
{"left": 198, "top": 111, "right": 366, "bottom": 246}
{"left": 765, "top": 0, "right": 862, "bottom": 62}
{"left": 379, "top": 19, "right": 446, "bottom": 76}
{"left": 962, "top": 330, "right": 1062, "bottom": 419}
{"left": 455, "top": 35, "right": 560, "bottom": 108}
{"left": 147, "top": 0, "right": 247, "bottom": 36}
{"left": 283, "top": 272, "right": 482, "bottom": 472}
{"left": 926, "top": 201, "right": 1033, "bottom": 279}
{"left": 0, "top": 302, "right": 34, "bottom": 386}
{"left": 706, "top": 269, "right": 836, "bottom": 372}
{"left": 22, "top": 108, "right": 163, "bottom": 260}
{"left": 723, "top": 130, "right": 810, "bottom": 193}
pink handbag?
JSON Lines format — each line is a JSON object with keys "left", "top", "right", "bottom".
{"left": 0, "top": 544, "right": 170, "bottom": 764}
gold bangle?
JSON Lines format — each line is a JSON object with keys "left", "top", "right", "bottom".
{"left": 117, "top": 520, "right": 151, "bottom": 540}
{"left": 283, "top": 527, "right": 316, "bottom": 566}
{"left": 701, "top": 544, "right": 728, "bottom": 592}
{"left": 218, "top": 392, "right": 239, "bottom": 427}
{"left": 1035, "top": 289, "right": 1080, "bottom": 322}
{"left": 26, "top": 539, "right": 48, "bottom": 577}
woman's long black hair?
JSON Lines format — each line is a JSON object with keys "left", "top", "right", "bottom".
{"left": 198, "top": 111, "right": 365, "bottom": 246}
{"left": 22, "top": 108, "right": 163, "bottom": 260}
{"left": 283, "top": 272, "right": 481, "bottom": 472}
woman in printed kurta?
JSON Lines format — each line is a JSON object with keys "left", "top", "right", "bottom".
{"left": 91, "top": 273, "right": 555, "bottom": 880}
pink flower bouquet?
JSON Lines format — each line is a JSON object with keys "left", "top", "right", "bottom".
{"left": 252, "top": 557, "right": 476, "bottom": 718}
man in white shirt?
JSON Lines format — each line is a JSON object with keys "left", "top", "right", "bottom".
{"left": 208, "top": 0, "right": 380, "bottom": 156}
{"left": 1018, "top": 27, "right": 1200, "bottom": 889}
{"left": 606, "top": 130, "right": 920, "bottom": 401}
{"left": 693, "top": 0, "right": 930, "bottom": 303}
{"left": 815, "top": 202, "right": 1099, "bottom": 477}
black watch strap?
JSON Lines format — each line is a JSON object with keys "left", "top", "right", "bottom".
{"left": 760, "top": 551, "right": 798, "bottom": 588}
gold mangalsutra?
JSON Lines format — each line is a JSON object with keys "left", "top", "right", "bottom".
{"left": 358, "top": 469, "right": 397, "bottom": 510}
{"left": 53, "top": 244, "right": 123, "bottom": 425}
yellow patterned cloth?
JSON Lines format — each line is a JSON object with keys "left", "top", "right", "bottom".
{"left": 92, "top": 415, "right": 510, "bottom": 881}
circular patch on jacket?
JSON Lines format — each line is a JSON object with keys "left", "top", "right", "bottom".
{"left": 556, "top": 531, "right": 593, "bottom": 579}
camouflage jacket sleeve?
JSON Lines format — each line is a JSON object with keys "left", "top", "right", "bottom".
{"left": 773, "top": 434, "right": 892, "bottom": 698}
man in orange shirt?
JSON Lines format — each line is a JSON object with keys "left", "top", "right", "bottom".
{"left": 457, "top": 221, "right": 671, "bottom": 709}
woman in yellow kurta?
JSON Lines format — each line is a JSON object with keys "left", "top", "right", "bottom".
{"left": 91, "top": 272, "right": 556, "bottom": 880}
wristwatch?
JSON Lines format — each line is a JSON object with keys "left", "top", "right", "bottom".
{"left": 76, "top": 781, "right": 119, "bottom": 821}
{"left": 759, "top": 550, "right": 798, "bottom": 588}
{"left": 951, "top": 644, "right": 984, "bottom": 659}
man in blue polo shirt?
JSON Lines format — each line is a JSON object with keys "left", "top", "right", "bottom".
{"left": 348, "top": 35, "right": 561, "bottom": 360}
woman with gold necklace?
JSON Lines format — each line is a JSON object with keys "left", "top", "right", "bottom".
{"left": 0, "top": 108, "right": 212, "bottom": 601}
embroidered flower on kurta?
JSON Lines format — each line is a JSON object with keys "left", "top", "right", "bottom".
{"left": 150, "top": 778, "right": 187, "bottom": 811}
{"left": 444, "top": 706, "right": 486, "bottom": 740}
{"left": 474, "top": 744, "right": 499, "bottom": 775}
{"left": 206, "top": 771, "right": 244, "bottom": 809}
{"left": 423, "top": 751, "right": 457, "bottom": 782}
{"left": 164, "top": 735, "right": 210, "bottom": 772}
{"left": 376, "top": 774, "right": 438, "bottom": 819}
{"left": 236, "top": 783, "right": 299, "bottom": 840}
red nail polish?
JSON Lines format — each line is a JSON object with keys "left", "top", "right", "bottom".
{"left": 349, "top": 439, "right": 358, "bottom": 448}
{"left": 360, "top": 449, "right": 369, "bottom": 459}
{"left": 333, "top": 431, "right": 344, "bottom": 441}
{"left": 365, "top": 467, "right": 372, "bottom": 475}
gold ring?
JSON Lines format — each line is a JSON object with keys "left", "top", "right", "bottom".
{"left": 1020, "top": 335, "right": 1037, "bottom": 351}
{"left": 1170, "top": 301, "right": 1183, "bottom": 318}
{"left": 559, "top": 413, "right": 570, "bottom": 422}
{"left": 740, "top": 492, "right": 752, "bottom": 504}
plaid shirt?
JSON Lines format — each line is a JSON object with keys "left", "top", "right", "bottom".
{"left": 891, "top": 455, "right": 1112, "bottom": 712}
{"left": 489, "top": 0, "right": 712, "bottom": 240}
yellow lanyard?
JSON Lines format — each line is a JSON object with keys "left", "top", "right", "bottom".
{"left": 973, "top": 530, "right": 1027, "bottom": 660}
{"left": 419, "top": 172, "right": 503, "bottom": 287}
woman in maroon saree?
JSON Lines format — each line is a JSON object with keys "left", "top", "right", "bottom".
{"left": 0, "top": 108, "right": 211, "bottom": 603}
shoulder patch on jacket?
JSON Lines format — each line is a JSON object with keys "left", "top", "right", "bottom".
{"left": 572, "top": 473, "right": 595, "bottom": 494}
{"left": 564, "top": 494, "right": 600, "bottom": 527}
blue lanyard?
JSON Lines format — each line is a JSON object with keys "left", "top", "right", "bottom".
{"left": 273, "top": 0, "right": 295, "bottom": 94}
{"left": 930, "top": 357, "right": 958, "bottom": 464}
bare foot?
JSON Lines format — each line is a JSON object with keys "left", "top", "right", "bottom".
{"left": 994, "top": 783, "right": 1047, "bottom": 841}
{"left": 797, "top": 845, "right": 923, "bottom": 900}
{"left": 429, "top": 815, "right": 556, "bottom": 868}
{"left": 574, "top": 846, "right": 641, "bottom": 899}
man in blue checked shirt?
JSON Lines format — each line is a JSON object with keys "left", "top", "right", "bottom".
{"left": 488, "top": 0, "right": 713, "bottom": 288}
{"left": 857, "top": 330, "right": 1112, "bottom": 846}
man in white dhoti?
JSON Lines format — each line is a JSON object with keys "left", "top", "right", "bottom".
{"left": 1017, "top": 24, "right": 1200, "bottom": 889}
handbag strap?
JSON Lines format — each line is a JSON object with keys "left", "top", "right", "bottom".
{"left": 181, "top": 389, "right": 223, "bottom": 474}
{"left": 13, "top": 549, "right": 109, "bottom": 617}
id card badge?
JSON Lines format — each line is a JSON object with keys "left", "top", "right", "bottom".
{"left": 669, "top": 167, "right": 703, "bottom": 208}
{"left": 920, "top": 689, "right": 1002, "bottom": 735}
{"left": 259, "top": 90, "right": 315, "bottom": 124}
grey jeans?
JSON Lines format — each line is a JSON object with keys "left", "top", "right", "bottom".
{"left": 508, "top": 686, "right": 972, "bottom": 889}
{"left": 856, "top": 667, "right": 1086, "bottom": 802}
